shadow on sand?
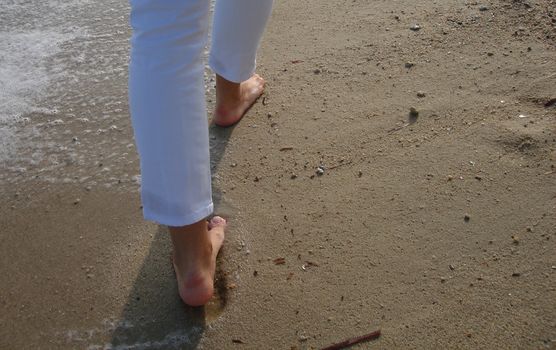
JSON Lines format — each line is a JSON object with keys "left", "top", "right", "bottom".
{"left": 110, "top": 124, "right": 235, "bottom": 349}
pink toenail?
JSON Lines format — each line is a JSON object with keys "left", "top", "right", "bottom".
{"left": 212, "top": 216, "right": 226, "bottom": 224}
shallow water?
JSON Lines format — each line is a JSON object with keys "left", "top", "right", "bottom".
{"left": 0, "top": 0, "right": 218, "bottom": 196}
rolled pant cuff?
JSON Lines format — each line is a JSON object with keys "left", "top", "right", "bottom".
{"left": 143, "top": 202, "right": 214, "bottom": 227}
{"left": 209, "top": 55, "right": 255, "bottom": 84}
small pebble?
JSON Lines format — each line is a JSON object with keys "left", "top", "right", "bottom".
{"left": 464, "top": 214, "right": 471, "bottom": 222}
{"left": 405, "top": 62, "right": 415, "bottom": 69}
{"left": 416, "top": 91, "right": 426, "bottom": 98}
{"left": 410, "top": 24, "right": 421, "bottom": 31}
{"left": 479, "top": 5, "right": 489, "bottom": 11}
{"left": 73, "top": 198, "right": 81, "bottom": 205}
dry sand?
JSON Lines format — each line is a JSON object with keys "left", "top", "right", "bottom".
{"left": 1, "top": 0, "right": 555, "bottom": 349}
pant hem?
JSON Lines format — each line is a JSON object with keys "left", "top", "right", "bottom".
{"left": 143, "top": 202, "right": 214, "bottom": 227}
{"left": 209, "top": 57, "right": 254, "bottom": 84}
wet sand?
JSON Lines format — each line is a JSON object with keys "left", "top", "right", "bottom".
{"left": 1, "top": 0, "right": 555, "bottom": 349}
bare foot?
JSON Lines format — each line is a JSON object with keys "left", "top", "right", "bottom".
{"left": 170, "top": 216, "right": 227, "bottom": 307}
{"left": 213, "top": 74, "right": 265, "bottom": 127}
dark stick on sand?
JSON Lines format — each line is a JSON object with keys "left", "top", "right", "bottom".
{"left": 320, "top": 329, "right": 381, "bottom": 350}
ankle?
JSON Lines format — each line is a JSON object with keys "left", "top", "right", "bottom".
{"left": 216, "top": 74, "right": 241, "bottom": 102}
{"left": 170, "top": 220, "right": 210, "bottom": 251}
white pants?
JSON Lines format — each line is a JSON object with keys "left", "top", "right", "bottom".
{"left": 129, "top": 0, "right": 273, "bottom": 226}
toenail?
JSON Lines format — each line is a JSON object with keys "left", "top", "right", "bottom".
{"left": 212, "top": 216, "right": 226, "bottom": 224}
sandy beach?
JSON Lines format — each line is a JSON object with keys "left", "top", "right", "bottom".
{"left": 1, "top": 0, "right": 555, "bottom": 348}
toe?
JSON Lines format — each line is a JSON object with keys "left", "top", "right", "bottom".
{"left": 208, "top": 216, "right": 227, "bottom": 230}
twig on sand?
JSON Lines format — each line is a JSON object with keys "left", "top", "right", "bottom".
{"left": 387, "top": 123, "right": 410, "bottom": 133}
{"left": 320, "top": 329, "right": 381, "bottom": 350}
{"left": 328, "top": 160, "right": 353, "bottom": 170}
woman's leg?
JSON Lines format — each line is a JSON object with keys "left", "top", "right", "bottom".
{"left": 128, "top": 0, "right": 225, "bottom": 306}
{"left": 129, "top": 0, "right": 212, "bottom": 226}
{"left": 209, "top": 0, "right": 274, "bottom": 127}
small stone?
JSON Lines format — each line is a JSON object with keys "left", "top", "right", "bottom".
{"left": 410, "top": 24, "right": 421, "bottom": 31}
{"left": 464, "top": 214, "right": 470, "bottom": 222}
{"left": 254, "top": 176, "right": 260, "bottom": 182}
{"left": 404, "top": 62, "right": 415, "bottom": 69}
{"left": 479, "top": 5, "right": 489, "bottom": 11}
{"left": 447, "top": 175, "right": 454, "bottom": 181}
{"left": 290, "top": 174, "right": 298, "bottom": 179}
{"left": 267, "top": 112, "right": 273, "bottom": 118}
{"left": 313, "top": 68, "right": 321, "bottom": 74}
{"left": 72, "top": 136, "right": 78, "bottom": 142}
{"left": 416, "top": 91, "right": 426, "bottom": 98}
{"left": 440, "top": 277, "right": 447, "bottom": 283}
{"left": 449, "top": 264, "right": 455, "bottom": 270}
{"left": 409, "top": 107, "right": 419, "bottom": 118}
{"left": 358, "top": 170, "right": 363, "bottom": 177}
{"left": 511, "top": 235, "right": 519, "bottom": 244}
{"left": 231, "top": 162, "right": 237, "bottom": 167}
{"left": 511, "top": 272, "right": 521, "bottom": 277}
{"left": 73, "top": 198, "right": 81, "bottom": 205}
{"left": 316, "top": 166, "right": 325, "bottom": 176}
